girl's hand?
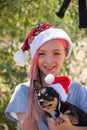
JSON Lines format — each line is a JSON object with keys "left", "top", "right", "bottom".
{"left": 47, "top": 114, "right": 73, "bottom": 130}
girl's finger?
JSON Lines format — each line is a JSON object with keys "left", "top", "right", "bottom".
{"left": 59, "top": 114, "right": 71, "bottom": 124}
{"left": 47, "top": 117, "right": 56, "bottom": 127}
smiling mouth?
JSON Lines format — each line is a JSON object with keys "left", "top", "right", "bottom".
{"left": 45, "top": 66, "right": 55, "bottom": 69}
{"left": 45, "top": 66, "right": 55, "bottom": 71}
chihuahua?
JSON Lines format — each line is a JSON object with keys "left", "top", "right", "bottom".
{"left": 34, "top": 80, "right": 87, "bottom": 126}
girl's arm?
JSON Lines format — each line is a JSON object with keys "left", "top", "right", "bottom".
{"left": 47, "top": 114, "right": 87, "bottom": 130}
{"left": 17, "top": 113, "right": 38, "bottom": 130}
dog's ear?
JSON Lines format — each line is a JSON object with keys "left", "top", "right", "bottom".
{"left": 33, "top": 80, "right": 42, "bottom": 92}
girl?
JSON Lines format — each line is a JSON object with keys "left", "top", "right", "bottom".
{"left": 5, "top": 23, "right": 87, "bottom": 130}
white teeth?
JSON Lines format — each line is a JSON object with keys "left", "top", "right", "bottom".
{"left": 45, "top": 66, "right": 53, "bottom": 69}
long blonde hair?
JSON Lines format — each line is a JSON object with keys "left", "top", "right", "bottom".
{"left": 25, "top": 50, "right": 43, "bottom": 121}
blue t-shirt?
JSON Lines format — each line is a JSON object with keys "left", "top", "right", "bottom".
{"left": 5, "top": 81, "right": 87, "bottom": 130}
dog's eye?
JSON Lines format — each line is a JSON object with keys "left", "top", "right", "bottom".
{"left": 45, "top": 93, "right": 48, "bottom": 97}
{"left": 49, "top": 97, "right": 53, "bottom": 100}
{"left": 47, "top": 96, "right": 54, "bottom": 101}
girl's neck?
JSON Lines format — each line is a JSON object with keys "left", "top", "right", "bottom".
{"left": 38, "top": 72, "right": 47, "bottom": 87}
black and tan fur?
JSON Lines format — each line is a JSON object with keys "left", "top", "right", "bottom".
{"left": 34, "top": 80, "right": 87, "bottom": 126}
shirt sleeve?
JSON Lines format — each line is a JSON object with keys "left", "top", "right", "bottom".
{"left": 67, "top": 81, "right": 87, "bottom": 112}
{"left": 5, "top": 82, "right": 50, "bottom": 130}
{"left": 5, "top": 82, "right": 29, "bottom": 122}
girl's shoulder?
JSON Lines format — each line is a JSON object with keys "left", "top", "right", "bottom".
{"left": 5, "top": 81, "right": 30, "bottom": 121}
{"left": 69, "top": 81, "right": 87, "bottom": 93}
{"left": 14, "top": 81, "right": 30, "bottom": 96}
{"left": 68, "top": 81, "right": 87, "bottom": 112}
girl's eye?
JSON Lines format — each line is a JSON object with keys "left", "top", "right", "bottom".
{"left": 38, "top": 52, "right": 45, "bottom": 56}
{"left": 53, "top": 52, "right": 61, "bottom": 55}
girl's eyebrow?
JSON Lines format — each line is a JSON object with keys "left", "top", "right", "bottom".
{"left": 39, "top": 49, "right": 61, "bottom": 52}
{"left": 52, "top": 49, "right": 63, "bottom": 52}
{"left": 53, "top": 49, "right": 61, "bottom": 51}
{"left": 38, "top": 49, "right": 45, "bottom": 52}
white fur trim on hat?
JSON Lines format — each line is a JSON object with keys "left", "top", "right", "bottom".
{"left": 30, "top": 28, "right": 72, "bottom": 59}
{"left": 49, "top": 83, "right": 67, "bottom": 102}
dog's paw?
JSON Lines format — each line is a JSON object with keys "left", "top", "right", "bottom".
{"left": 56, "top": 117, "right": 64, "bottom": 125}
{"left": 63, "top": 111, "right": 79, "bottom": 125}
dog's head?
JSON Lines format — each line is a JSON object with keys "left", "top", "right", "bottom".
{"left": 33, "top": 80, "right": 60, "bottom": 110}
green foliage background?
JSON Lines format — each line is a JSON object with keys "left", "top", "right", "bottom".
{"left": 0, "top": 0, "right": 87, "bottom": 129}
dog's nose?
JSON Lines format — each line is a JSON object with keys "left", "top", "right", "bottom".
{"left": 39, "top": 99, "right": 44, "bottom": 106}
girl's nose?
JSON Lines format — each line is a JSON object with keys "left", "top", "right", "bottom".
{"left": 45, "top": 55, "right": 54, "bottom": 64}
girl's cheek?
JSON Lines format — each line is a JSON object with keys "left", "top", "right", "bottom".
{"left": 38, "top": 54, "right": 46, "bottom": 59}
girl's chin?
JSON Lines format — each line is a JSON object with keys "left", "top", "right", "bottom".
{"left": 40, "top": 70, "right": 59, "bottom": 77}
{"left": 44, "top": 72, "right": 56, "bottom": 76}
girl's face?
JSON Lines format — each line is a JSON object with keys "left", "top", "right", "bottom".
{"left": 37, "top": 39, "right": 67, "bottom": 78}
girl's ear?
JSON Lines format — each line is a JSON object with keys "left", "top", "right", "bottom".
{"left": 65, "top": 48, "right": 68, "bottom": 58}
{"left": 33, "top": 80, "right": 42, "bottom": 92}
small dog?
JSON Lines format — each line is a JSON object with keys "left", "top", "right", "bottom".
{"left": 34, "top": 80, "right": 87, "bottom": 126}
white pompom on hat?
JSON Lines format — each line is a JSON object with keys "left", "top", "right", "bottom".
{"left": 13, "top": 23, "right": 73, "bottom": 66}
{"left": 45, "top": 74, "right": 70, "bottom": 102}
{"left": 14, "top": 49, "right": 28, "bottom": 67}
{"left": 45, "top": 73, "right": 55, "bottom": 84}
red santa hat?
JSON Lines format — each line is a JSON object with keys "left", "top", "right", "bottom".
{"left": 14, "top": 23, "right": 72, "bottom": 66}
{"left": 45, "top": 74, "right": 70, "bottom": 102}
